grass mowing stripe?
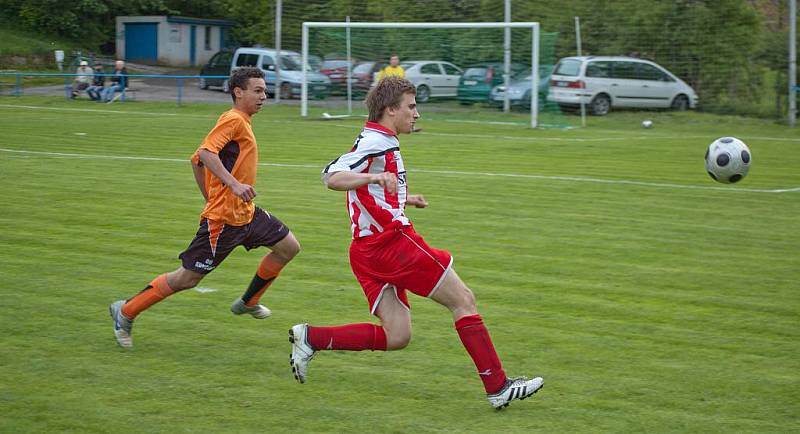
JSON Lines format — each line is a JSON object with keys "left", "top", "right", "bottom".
{"left": 2, "top": 147, "right": 798, "bottom": 194}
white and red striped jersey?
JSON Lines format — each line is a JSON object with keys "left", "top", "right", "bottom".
{"left": 322, "top": 121, "right": 409, "bottom": 239}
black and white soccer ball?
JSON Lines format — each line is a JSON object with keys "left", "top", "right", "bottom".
{"left": 704, "top": 137, "right": 751, "bottom": 184}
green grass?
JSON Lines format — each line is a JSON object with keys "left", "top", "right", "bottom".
{"left": 0, "top": 26, "right": 81, "bottom": 58}
{"left": 0, "top": 97, "right": 798, "bottom": 433}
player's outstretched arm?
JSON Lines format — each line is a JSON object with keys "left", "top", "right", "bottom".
{"left": 326, "top": 171, "right": 397, "bottom": 194}
{"left": 197, "top": 149, "right": 257, "bottom": 202}
{"left": 191, "top": 160, "right": 208, "bottom": 201}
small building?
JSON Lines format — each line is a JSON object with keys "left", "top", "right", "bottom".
{"left": 116, "top": 16, "right": 234, "bottom": 66}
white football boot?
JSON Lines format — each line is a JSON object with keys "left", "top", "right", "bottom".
{"left": 230, "top": 298, "right": 272, "bottom": 319}
{"left": 487, "top": 376, "right": 544, "bottom": 409}
{"left": 109, "top": 300, "right": 134, "bottom": 348}
{"left": 289, "top": 323, "right": 316, "bottom": 383}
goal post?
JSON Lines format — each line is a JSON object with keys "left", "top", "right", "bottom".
{"left": 301, "top": 21, "right": 541, "bottom": 128}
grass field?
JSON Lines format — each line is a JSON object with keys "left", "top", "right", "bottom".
{"left": 0, "top": 97, "right": 798, "bottom": 433}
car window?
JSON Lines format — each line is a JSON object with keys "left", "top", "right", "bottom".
{"left": 464, "top": 68, "right": 487, "bottom": 78}
{"left": 262, "top": 55, "right": 274, "bottom": 66}
{"left": 236, "top": 53, "right": 259, "bottom": 67}
{"left": 400, "top": 63, "right": 416, "bottom": 70}
{"left": 586, "top": 61, "right": 612, "bottom": 78}
{"left": 420, "top": 63, "right": 442, "bottom": 74}
{"left": 637, "top": 63, "right": 666, "bottom": 81}
{"left": 321, "top": 60, "right": 350, "bottom": 69}
{"left": 219, "top": 52, "right": 232, "bottom": 65}
{"left": 207, "top": 53, "right": 221, "bottom": 67}
{"left": 442, "top": 64, "right": 461, "bottom": 75}
{"left": 611, "top": 61, "right": 637, "bottom": 79}
{"left": 280, "top": 55, "right": 303, "bottom": 71}
{"left": 553, "top": 59, "right": 581, "bottom": 76}
{"left": 353, "top": 63, "right": 374, "bottom": 74}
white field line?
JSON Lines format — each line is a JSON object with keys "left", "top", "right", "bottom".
{"left": 4, "top": 103, "right": 800, "bottom": 143}
{"left": 2, "top": 147, "right": 798, "bottom": 194}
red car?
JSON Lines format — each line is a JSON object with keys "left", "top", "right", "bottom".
{"left": 319, "top": 60, "right": 353, "bottom": 94}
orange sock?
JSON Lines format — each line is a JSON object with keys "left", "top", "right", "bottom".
{"left": 241, "top": 255, "right": 284, "bottom": 306}
{"left": 122, "top": 273, "right": 175, "bottom": 320}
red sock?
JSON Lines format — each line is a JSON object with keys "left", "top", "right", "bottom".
{"left": 306, "top": 323, "right": 387, "bottom": 351}
{"left": 122, "top": 274, "right": 175, "bottom": 320}
{"left": 455, "top": 314, "right": 507, "bottom": 394}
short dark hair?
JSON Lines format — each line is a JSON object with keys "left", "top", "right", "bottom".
{"left": 365, "top": 76, "right": 416, "bottom": 122}
{"left": 229, "top": 67, "right": 265, "bottom": 102}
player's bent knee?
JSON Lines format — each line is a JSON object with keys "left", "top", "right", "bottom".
{"left": 386, "top": 330, "right": 411, "bottom": 350}
{"left": 274, "top": 234, "right": 301, "bottom": 261}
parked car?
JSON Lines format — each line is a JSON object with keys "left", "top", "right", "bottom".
{"left": 489, "top": 65, "right": 554, "bottom": 108}
{"left": 229, "top": 47, "right": 331, "bottom": 99}
{"left": 547, "top": 56, "right": 698, "bottom": 115}
{"left": 457, "top": 62, "right": 528, "bottom": 104}
{"left": 392, "top": 61, "right": 463, "bottom": 103}
{"left": 319, "top": 59, "right": 354, "bottom": 93}
{"left": 198, "top": 50, "right": 234, "bottom": 90}
{"left": 352, "top": 61, "right": 385, "bottom": 95}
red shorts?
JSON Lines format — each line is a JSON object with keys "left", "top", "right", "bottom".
{"left": 349, "top": 224, "right": 453, "bottom": 315}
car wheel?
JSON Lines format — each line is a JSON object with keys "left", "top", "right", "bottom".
{"left": 416, "top": 85, "right": 431, "bottom": 103}
{"left": 198, "top": 78, "right": 208, "bottom": 90}
{"left": 590, "top": 94, "right": 611, "bottom": 116}
{"left": 222, "top": 79, "right": 229, "bottom": 93}
{"left": 671, "top": 94, "right": 689, "bottom": 111}
{"left": 280, "top": 83, "right": 292, "bottom": 100}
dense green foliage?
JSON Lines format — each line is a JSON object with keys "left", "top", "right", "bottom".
{"left": 0, "top": 97, "right": 798, "bottom": 432}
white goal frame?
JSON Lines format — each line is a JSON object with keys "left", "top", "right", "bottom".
{"left": 301, "top": 21, "right": 541, "bottom": 128}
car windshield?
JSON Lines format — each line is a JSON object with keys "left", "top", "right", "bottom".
{"left": 321, "top": 60, "right": 350, "bottom": 69}
{"left": 463, "top": 67, "right": 487, "bottom": 79}
{"left": 353, "top": 63, "right": 374, "bottom": 73}
{"left": 280, "top": 55, "right": 302, "bottom": 71}
{"left": 553, "top": 59, "right": 581, "bottom": 76}
{"left": 513, "top": 65, "right": 554, "bottom": 80}
{"left": 400, "top": 63, "right": 416, "bottom": 70}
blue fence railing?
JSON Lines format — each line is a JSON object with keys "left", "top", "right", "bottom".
{"left": 0, "top": 72, "right": 229, "bottom": 105}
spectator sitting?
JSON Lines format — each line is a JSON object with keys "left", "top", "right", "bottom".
{"left": 101, "top": 60, "right": 128, "bottom": 102}
{"left": 86, "top": 62, "right": 106, "bottom": 101}
{"left": 71, "top": 61, "right": 94, "bottom": 99}
{"left": 377, "top": 54, "right": 405, "bottom": 81}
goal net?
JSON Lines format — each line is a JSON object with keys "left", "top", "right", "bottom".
{"left": 300, "top": 21, "right": 572, "bottom": 128}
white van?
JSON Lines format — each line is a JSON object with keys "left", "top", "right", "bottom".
{"left": 230, "top": 47, "right": 331, "bottom": 99}
{"left": 547, "top": 56, "right": 698, "bottom": 115}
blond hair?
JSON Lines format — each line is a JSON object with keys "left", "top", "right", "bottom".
{"left": 365, "top": 76, "right": 416, "bottom": 122}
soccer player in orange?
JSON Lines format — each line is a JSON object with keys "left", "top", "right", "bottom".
{"left": 288, "top": 77, "right": 543, "bottom": 409}
{"left": 109, "top": 67, "right": 300, "bottom": 348}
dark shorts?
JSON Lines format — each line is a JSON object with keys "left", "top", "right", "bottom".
{"left": 179, "top": 207, "right": 290, "bottom": 274}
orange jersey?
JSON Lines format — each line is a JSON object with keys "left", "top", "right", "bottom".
{"left": 192, "top": 108, "right": 258, "bottom": 226}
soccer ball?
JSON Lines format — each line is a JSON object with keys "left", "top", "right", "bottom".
{"left": 642, "top": 120, "right": 653, "bottom": 129}
{"left": 704, "top": 137, "right": 751, "bottom": 184}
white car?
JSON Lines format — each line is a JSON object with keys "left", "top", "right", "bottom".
{"left": 547, "top": 56, "right": 698, "bottom": 115}
{"left": 376, "top": 61, "right": 462, "bottom": 103}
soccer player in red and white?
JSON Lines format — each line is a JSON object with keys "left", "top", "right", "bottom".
{"left": 289, "top": 76, "right": 543, "bottom": 409}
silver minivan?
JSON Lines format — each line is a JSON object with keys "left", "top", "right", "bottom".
{"left": 230, "top": 47, "right": 331, "bottom": 99}
{"left": 547, "top": 56, "right": 698, "bottom": 115}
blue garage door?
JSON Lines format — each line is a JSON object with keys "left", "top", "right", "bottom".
{"left": 125, "top": 23, "right": 158, "bottom": 62}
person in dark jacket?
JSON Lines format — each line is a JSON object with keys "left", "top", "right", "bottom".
{"left": 101, "top": 60, "right": 128, "bottom": 102}
{"left": 86, "top": 62, "right": 106, "bottom": 101}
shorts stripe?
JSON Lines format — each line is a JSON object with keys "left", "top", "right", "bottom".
{"left": 427, "top": 257, "right": 454, "bottom": 299}
{"left": 207, "top": 220, "right": 225, "bottom": 257}
{"left": 401, "top": 231, "right": 446, "bottom": 270}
